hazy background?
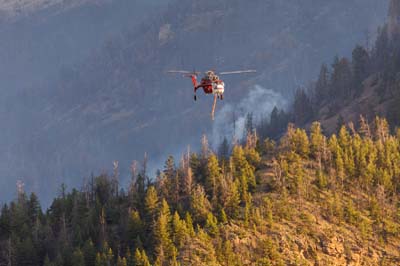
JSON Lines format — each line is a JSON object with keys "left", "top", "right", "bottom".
{"left": 0, "top": 0, "right": 389, "bottom": 205}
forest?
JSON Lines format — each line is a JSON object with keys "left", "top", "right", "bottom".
{"left": 2, "top": 1, "right": 400, "bottom": 266}
{"left": 258, "top": 18, "right": 400, "bottom": 140}
{"left": 0, "top": 117, "right": 400, "bottom": 265}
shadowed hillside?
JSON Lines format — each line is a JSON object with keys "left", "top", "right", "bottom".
{"left": 0, "top": 0, "right": 388, "bottom": 204}
{"left": 257, "top": 0, "right": 400, "bottom": 143}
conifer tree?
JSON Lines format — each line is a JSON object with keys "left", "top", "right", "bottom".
{"left": 83, "top": 240, "right": 96, "bottom": 266}
{"left": 154, "top": 199, "right": 173, "bottom": 265}
{"left": 330, "top": 57, "right": 352, "bottom": 100}
{"left": 128, "top": 210, "right": 144, "bottom": 247}
{"left": 190, "top": 185, "right": 211, "bottom": 224}
{"left": 144, "top": 186, "right": 159, "bottom": 223}
{"left": 205, "top": 212, "right": 218, "bottom": 237}
{"left": 293, "top": 88, "right": 313, "bottom": 124}
{"left": 218, "top": 137, "right": 231, "bottom": 163}
{"left": 117, "top": 256, "right": 128, "bottom": 266}
{"left": 231, "top": 146, "right": 256, "bottom": 193}
{"left": 352, "top": 45, "right": 370, "bottom": 95}
{"left": 310, "top": 122, "right": 325, "bottom": 164}
{"left": 71, "top": 248, "right": 85, "bottom": 266}
{"left": 134, "top": 249, "right": 151, "bottom": 266}
{"left": 205, "top": 154, "right": 221, "bottom": 201}
{"left": 314, "top": 64, "right": 330, "bottom": 104}
{"left": 172, "top": 211, "right": 188, "bottom": 249}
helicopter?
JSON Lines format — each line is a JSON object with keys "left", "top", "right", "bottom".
{"left": 167, "top": 69, "right": 256, "bottom": 120}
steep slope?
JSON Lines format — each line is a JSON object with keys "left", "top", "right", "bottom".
{"left": 315, "top": 74, "right": 394, "bottom": 133}
{"left": 295, "top": 0, "right": 400, "bottom": 135}
{"left": 1, "top": 120, "right": 400, "bottom": 265}
{"left": 0, "top": 0, "right": 389, "bottom": 203}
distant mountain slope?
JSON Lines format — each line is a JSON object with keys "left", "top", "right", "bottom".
{"left": 0, "top": 0, "right": 389, "bottom": 204}
{"left": 274, "top": 0, "right": 400, "bottom": 137}
{"left": 0, "top": 0, "right": 65, "bottom": 15}
{"left": 0, "top": 0, "right": 169, "bottom": 203}
{"left": 0, "top": 0, "right": 94, "bottom": 21}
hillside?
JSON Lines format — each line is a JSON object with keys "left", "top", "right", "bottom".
{"left": 2, "top": 2, "right": 400, "bottom": 265}
{"left": 256, "top": 0, "right": 400, "bottom": 142}
{"left": 0, "top": 119, "right": 399, "bottom": 265}
{"left": 0, "top": 0, "right": 388, "bottom": 204}
{"left": 0, "top": 0, "right": 169, "bottom": 203}
{"left": 0, "top": 0, "right": 79, "bottom": 20}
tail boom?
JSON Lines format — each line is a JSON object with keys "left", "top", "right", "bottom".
{"left": 190, "top": 75, "right": 198, "bottom": 92}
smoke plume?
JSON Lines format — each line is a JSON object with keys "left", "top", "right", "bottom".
{"left": 211, "top": 85, "right": 287, "bottom": 145}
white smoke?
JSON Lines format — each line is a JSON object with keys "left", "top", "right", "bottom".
{"left": 211, "top": 85, "right": 287, "bottom": 145}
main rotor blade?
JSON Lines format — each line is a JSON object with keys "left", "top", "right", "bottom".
{"left": 167, "top": 70, "right": 193, "bottom": 74}
{"left": 167, "top": 70, "right": 202, "bottom": 76}
{"left": 219, "top": 70, "right": 257, "bottom": 75}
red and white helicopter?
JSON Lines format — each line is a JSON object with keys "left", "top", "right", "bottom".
{"left": 167, "top": 69, "right": 256, "bottom": 120}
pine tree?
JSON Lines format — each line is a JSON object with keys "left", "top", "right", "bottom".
{"left": 267, "top": 106, "right": 280, "bottom": 137}
{"left": 314, "top": 64, "right": 330, "bottom": 104}
{"left": 0, "top": 204, "right": 11, "bottom": 240}
{"left": 204, "top": 212, "right": 218, "bottom": 237}
{"left": 330, "top": 57, "right": 353, "bottom": 101}
{"left": 144, "top": 186, "right": 159, "bottom": 223}
{"left": 83, "top": 240, "right": 96, "bottom": 266}
{"left": 185, "top": 212, "right": 195, "bottom": 237}
{"left": 263, "top": 197, "right": 273, "bottom": 227}
{"left": 373, "top": 25, "right": 390, "bottom": 71}
{"left": 134, "top": 249, "right": 150, "bottom": 266}
{"left": 27, "top": 193, "right": 41, "bottom": 226}
{"left": 352, "top": 45, "right": 370, "bottom": 96}
{"left": 117, "top": 256, "right": 128, "bottom": 266}
{"left": 359, "top": 115, "right": 371, "bottom": 139}
{"left": 190, "top": 185, "right": 211, "bottom": 224}
{"left": 172, "top": 211, "right": 188, "bottom": 249}
{"left": 128, "top": 210, "right": 144, "bottom": 247}
{"left": 374, "top": 117, "right": 389, "bottom": 143}
{"left": 218, "top": 137, "right": 231, "bottom": 163}
{"left": 224, "top": 179, "right": 241, "bottom": 219}
{"left": 231, "top": 146, "right": 256, "bottom": 194}
{"left": 71, "top": 248, "right": 85, "bottom": 266}
{"left": 220, "top": 241, "right": 238, "bottom": 266}
{"left": 310, "top": 122, "right": 325, "bottom": 163}
{"left": 293, "top": 88, "right": 313, "bottom": 124}
{"left": 205, "top": 154, "right": 221, "bottom": 201}
{"left": 16, "top": 237, "right": 38, "bottom": 266}
{"left": 164, "top": 156, "right": 176, "bottom": 180}
{"left": 154, "top": 199, "right": 173, "bottom": 265}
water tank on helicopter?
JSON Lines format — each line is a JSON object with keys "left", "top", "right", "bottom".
{"left": 212, "top": 81, "right": 225, "bottom": 95}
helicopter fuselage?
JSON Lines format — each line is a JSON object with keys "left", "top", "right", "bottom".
{"left": 167, "top": 68, "right": 256, "bottom": 120}
{"left": 194, "top": 76, "right": 225, "bottom": 96}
